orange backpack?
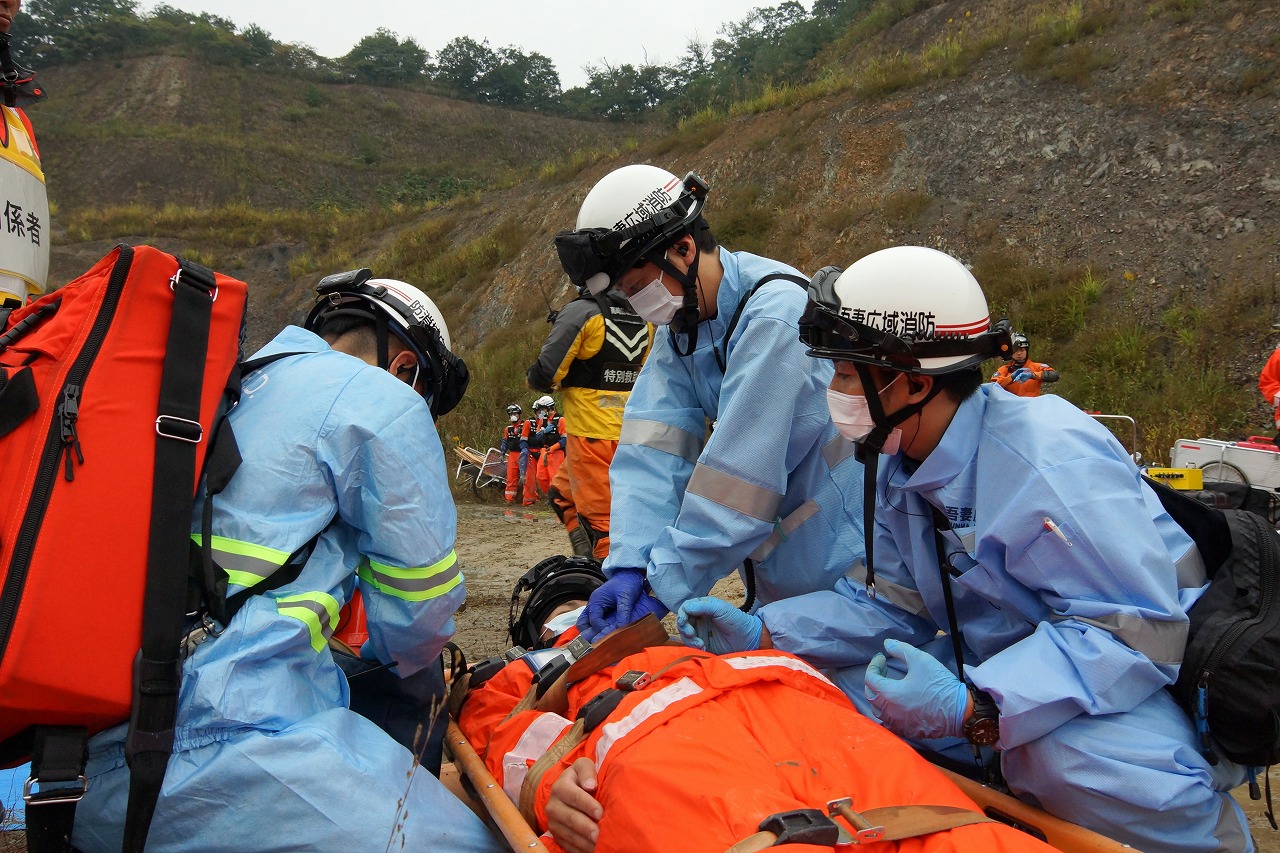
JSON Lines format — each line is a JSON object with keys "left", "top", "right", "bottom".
{"left": 0, "top": 244, "right": 247, "bottom": 851}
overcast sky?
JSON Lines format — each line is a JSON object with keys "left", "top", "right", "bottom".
{"left": 142, "top": 1, "right": 791, "bottom": 88}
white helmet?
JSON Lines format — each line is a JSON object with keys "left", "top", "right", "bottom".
{"left": 554, "top": 165, "right": 709, "bottom": 296}
{"left": 533, "top": 394, "right": 555, "bottom": 411}
{"left": 305, "top": 268, "right": 469, "bottom": 417}
{"left": 800, "top": 246, "right": 1012, "bottom": 375}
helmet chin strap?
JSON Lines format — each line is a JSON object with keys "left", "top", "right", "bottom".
{"left": 650, "top": 247, "right": 702, "bottom": 358}
{"left": 852, "top": 362, "right": 943, "bottom": 598}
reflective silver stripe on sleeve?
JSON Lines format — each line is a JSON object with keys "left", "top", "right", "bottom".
{"left": 749, "top": 499, "right": 820, "bottom": 561}
{"left": 687, "top": 463, "right": 782, "bottom": 522}
{"left": 846, "top": 562, "right": 927, "bottom": 616}
{"left": 1065, "top": 613, "right": 1188, "bottom": 666}
{"left": 1174, "top": 544, "right": 1207, "bottom": 590}
{"left": 361, "top": 558, "right": 463, "bottom": 598}
{"left": 619, "top": 418, "right": 703, "bottom": 463}
{"left": 823, "top": 434, "right": 859, "bottom": 469}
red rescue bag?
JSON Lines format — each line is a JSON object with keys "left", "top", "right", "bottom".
{"left": 0, "top": 244, "right": 247, "bottom": 850}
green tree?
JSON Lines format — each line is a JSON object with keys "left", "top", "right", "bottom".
{"left": 17, "top": 0, "right": 139, "bottom": 63}
{"left": 433, "top": 35, "right": 497, "bottom": 98}
{"left": 478, "top": 47, "right": 561, "bottom": 108}
{"left": 343, "top": 28, "right": 428, "bottom": 86}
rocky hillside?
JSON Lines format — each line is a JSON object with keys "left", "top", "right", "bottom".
{"left": 35, "top": 0, "right": 1280, "bottom": 458}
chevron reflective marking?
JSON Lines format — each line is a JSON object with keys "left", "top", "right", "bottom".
{"left": 605, "top": 318, "right": 649, "bottom": 360}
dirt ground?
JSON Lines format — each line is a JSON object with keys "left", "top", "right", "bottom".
{"left": 449, "top": 501, "right": 1280, "bottom": 852}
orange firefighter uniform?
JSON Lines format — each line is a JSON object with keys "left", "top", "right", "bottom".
{"left": 518, "top": 416, "right": 544, "bottom": 505}
{"left": 534, "top": 411, "right": 566, "bottom": 495}
{"left": 459, "top": 644, "right": 1057, "bottom": 853}
{"left": 991, "top": 360, "right": 1057, "bottom": 398}
{"left": 1259, "top": 347, "right": 1280, "bottom": 435}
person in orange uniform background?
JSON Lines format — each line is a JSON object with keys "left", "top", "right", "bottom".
{"left": 1258, "top": 339, "right": 1280, "bottom": 445}
{"left": 527, "top": 287, "right": 650, "bottom": 559}
{"left": 0, "top": 1, "right": 50, "bottom": 313}
{"left": 501, "top": 403, "right": 526, "bottom": 504}
{"left": 991, "top": 332, "right": 1058, "bottom": 397}
{"left": 517, "top": 402, "right": 545, "bottom": 506}
{"left": 531, "top": 395, "right": 566, "bottom": 496}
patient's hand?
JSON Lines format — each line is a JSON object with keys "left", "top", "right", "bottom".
{"left": 546, "top": 757, "right": 603, "bottom": 853}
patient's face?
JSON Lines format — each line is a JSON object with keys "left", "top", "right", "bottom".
{"left": 542, "top": 599, "right": 588, "bottom": 645}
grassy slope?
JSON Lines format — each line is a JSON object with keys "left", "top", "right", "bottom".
{"left": 38, "top": 0, "right": 1280, "bottom": 466}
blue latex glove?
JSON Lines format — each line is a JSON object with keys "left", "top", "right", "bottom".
{"left": 676, "top": 597, "right": 763, "bottom": 654}
{"left": 576, "top": 569, "right": 669, "bottom": 642}
{"left": 1011, "top": 367, "right": 1034, "bottom": 382}
{"left": 863, "top": 638, "right": 969, "bottom": 740}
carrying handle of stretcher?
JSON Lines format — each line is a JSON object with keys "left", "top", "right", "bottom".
{"left": 446, "top": 719, "right": 550, "bottom": 853}
{"left": 937, "top": 767, "right": 1139, "bottom": 852}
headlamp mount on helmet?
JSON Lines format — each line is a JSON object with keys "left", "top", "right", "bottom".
{"left": 305, "top": 268, "right": 470, "bottom": 419}
{"left": 799, "top": 266, "right": 1013, "bottom": 375}
{"left": 554, "top": 172, "right": 710, "bottom": 297}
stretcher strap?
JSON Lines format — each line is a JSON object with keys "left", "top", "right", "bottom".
{"left": 515, "top": 652, "right": 703, "bottom": 827}
{"left": 725, "top": 804, "right": 995, "bottom": 851}
{"left": 851, "top": 804, "right": 995, "bottom": 840}
{"left": 518, "top": 718, "right": 585, "bottom": 827}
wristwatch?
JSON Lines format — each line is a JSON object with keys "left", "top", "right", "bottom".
{"left": 963, "top": 687, "right": 1000, "bottom": 747}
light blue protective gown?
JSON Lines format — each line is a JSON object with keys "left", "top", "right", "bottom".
{"left": 604, "top": 248, "right": 865, "bottom": 611}
{"left": 759, "top": 385, "right": 1251, "bottom": 853}
{"left": 72, "top": 327, "right": 501, "bottom": 853}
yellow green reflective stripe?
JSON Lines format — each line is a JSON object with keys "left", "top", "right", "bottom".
{"left": 357, "top": 550, "right": 463, "bottom": 601}
{"left": 275, "top": 592, "right": 341, "bottom": 652}
{"left": 191, "top": 534, "right": 289, "bottom": 588}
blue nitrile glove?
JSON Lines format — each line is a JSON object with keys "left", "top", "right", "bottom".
{"left": 576, "top": 569, "right": 668, "bottom": 642}
{"left": 1011, "top": 367, "right": 1034, "bottom": 382}
{"left": 677, "top": 597, "right": 763, "bottom": 654}
{"left": 518, "top": 447, "right": 529, "bottom": 477}
{"left": 863, "top": 638, "right": 969, "bottom": 740}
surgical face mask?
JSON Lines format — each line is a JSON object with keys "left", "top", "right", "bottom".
{"left": 625, "top": 263, "right": 684, "bottom": 326}
{"left": 826, "top": 374, "right": 904, "bottom": 454}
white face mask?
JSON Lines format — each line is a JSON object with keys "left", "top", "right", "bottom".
{"left": 509, "top": 414, "right": 519, "bottom": 423}
{"left": 625, "top": 263, "right": 684, "bottom": 326}
{"left": 826, "top": 374, "right": 904, "bottom": 454}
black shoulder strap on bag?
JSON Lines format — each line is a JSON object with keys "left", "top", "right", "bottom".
{"left": 123, "top": 258, "right": 221, "bottom": 852}
{"left": 713, "top": 272, "right": 808, "bottom": 374}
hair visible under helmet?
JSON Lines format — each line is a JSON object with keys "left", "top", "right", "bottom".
{"left": 554, "top": 165, "right": 711, "bottom": 356}
{"left": 304, "top": 268, "right": 469, "bottom": 419}
{"left": 799, "top": 245, "right": 1012, "bottom": 596}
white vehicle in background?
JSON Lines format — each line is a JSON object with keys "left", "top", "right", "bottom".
{"left": 1170, "top": 435, "right": 1280, "bottom": 520}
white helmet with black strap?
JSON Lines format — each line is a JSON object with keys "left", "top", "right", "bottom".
{"left": 304, "top": 268, "right": 469, "bottom": 419}
{"left": 554, "top": 164, "right": 710, "bottom": 356}
{"left": 799, "top": 246, "right": 1012, "bottom": 596}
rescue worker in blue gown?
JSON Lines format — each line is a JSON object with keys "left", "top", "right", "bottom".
{"left": 678, "top": 246, "right": 1252, "bottom": 853}
{"left": 72, "top": 271, "right": 504, "bottom": 852}
{"left": 552, "top": 164, "right": 866, "bottom": 643}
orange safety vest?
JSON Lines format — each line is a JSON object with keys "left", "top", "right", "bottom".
{"left": 460, "top": 645, "right": 1056, "bottom": 853}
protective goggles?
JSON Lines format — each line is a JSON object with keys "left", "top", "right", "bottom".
{"left": 554, "top": 172, "right": 710, "bottom": 295}
{"left": 799, "top": 269, "right": 1012, "bottom": 371}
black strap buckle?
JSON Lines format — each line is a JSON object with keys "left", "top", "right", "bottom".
{"left": 758, "top": 808, "right": 842, "bottom": 846}
{"left": 577, "top": 688, "right": 626, "bottom": 733}
{"left": 614, "top": 669, "right": 652, "bottom": 692}
{"left": 155, "top": 414, "right": 203, "bottom": 443}
{"left": 24, "top": 774, "right": 87, "bottom": 806}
